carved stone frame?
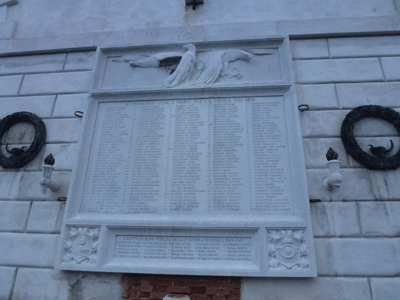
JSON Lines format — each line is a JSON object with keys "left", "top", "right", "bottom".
{"left": 0, "top": 111, "right": 46, "bottom": 168}
{"left": 341, "top": 105, "right": 400, "bottom": 170}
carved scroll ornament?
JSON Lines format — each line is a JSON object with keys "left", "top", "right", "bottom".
{"left": 267, "top": 229, "right": 309, "bottom": 270}
{"left": 62, "top": 226, "right": 100, "bottom": 265}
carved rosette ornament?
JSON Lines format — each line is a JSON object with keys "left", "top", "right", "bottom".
{"left": 61, "top": 226, "right": 100, "bottom": 265}
{"left": 267, "top": 229, "right": 309, "bottom": 270}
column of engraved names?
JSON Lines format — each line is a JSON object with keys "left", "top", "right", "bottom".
{"left": 170, "top": 101, "right": 206, "bottom": 212}
{"left": 129, "top": 102, "right": 167, "bottom": 214}
{"left": 212, "top": 100, "right": 246, "bottom": 212}
{"left": 250, "top": 99, "right": 291, "bottom": 212}
{"left": 81, "top": 104, "right": 131, "bottom": 213}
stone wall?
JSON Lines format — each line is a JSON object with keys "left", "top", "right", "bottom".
{"left": 0, "top": 33, "right": 399, "bottom": 300}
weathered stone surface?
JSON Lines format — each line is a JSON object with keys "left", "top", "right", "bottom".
{"left": 0, "top": 20, "right": 16, "bottom": 40}
{"left": 43, "top": 118, "right": 82, "bottom": 143}
{"left": 296, "top": 84, "right": 339, "bottom": 110}
{"left": 329, "top": 36, "right": 400, "bottom": 58}
{"left": 0, "top": 201, "right": 31, "bottom": 232}
{"left": 52, "top": 93, "right": 88, "bottom": 118}
{"left": 67, "top": 272, "right": 123, "bottom": 300}
{"left": 0, "top": 171, "right": 71, "bottom": 200}
{"left": 310, "top": 202, "right": 360, "bottom": 237}
{"left": 0, "top": 95, "right": 55, "bottom": 118}
{"left": 353, "top": 113, "right": 400, "bottom": 137}
{"left": 336, "top": 82, "right": 400, "bottom": 108}
{"left": 0, "top": 122, "right": 35, "bottom": 144}
{"left": 26, "top": 201, "right": 65, "bottom": 233}
{"left": 307, "top": 168, "right": 400, "bottom": 201}
{"left": 300, "top": 110, "right": 348, "bottom": 138}
{"left": 294, "top": 58, "right": 384, "bottom": 83}
{"left": 380, "top": 57, "right": 400, "bottom": 81}
{"left": 43, "top": 143, "right": 78, "bottom": 170}
{"left": 370, "top": 278, "right": 400, "bottom": 300}
{"left": 358, "top": 201, "right": 400, "bottom": 237}
{"left": 302, "top": 138, "right": 350, "bottom": 168}
{"left": 291, "top": 39, "right": 329, "bottom": 59}
{"left": 0, "top": 75, "right": 22, "bottom": 96}
{"left": 12, "top": 268, "right": 69, "bottom": 300}
{"left": 314, "top": 238, "right": 400, "bottom": 276}
{"left": 0, "top": 266, "right": 16, "bottom": 300}
{"left": 64, "top": 51, "right": 95, "bottom": 71}
{"left": 0, "top": 53, "right": 66, "bottom": 75}
{"left": 0, "top": 233, "right": 58, "bottom": 267}
{"left": 20, "top": 71, "right": 92, "bottom": 95}
{"left": 242, "top": 277, "right": 371, "bottom": 300}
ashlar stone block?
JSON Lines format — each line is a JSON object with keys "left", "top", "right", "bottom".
{"left": 27, "top": 201, "right": 65, "bottom": 233}
{"left": 294, "top": 58, "right": 384, "bottom": 83}
{"left": 0, "top": 53, "right": 66, "bottom": 75}
{"left": 12, "top": 268, "right": 69, "bottom": 300}
{"left": 370, "top": 278, "right": 400, "bottom": 300}
{"left": 296, "top": 84, "right": 339, "bottom": 110}
{"left": 329, "top": 36, "right": 400, "bottom": 58}
{"left": 64, "top": 51, "right": 96, "bottom": 71}
{"left": 380, "top": 57, "right": 400, "bottom": 81}
{"left": 310, "top": 202, "right": 360, "bottom": 237}
{"left": 0, "top": 75, "right": 22, "bottom": 96}
{"left": 52, "top": 93, "right": 88, "bottom": 118}
{"left": 314, "top": 238, "right": 400, "bottom": 276}
{"left": 43, "top": 118, "right": 82, "bottom": 143}
{"left": 336, "top": 82, "right": 400, "bottom": 108}
{"left": 300, "top": 110, "right": 349, "bottom": 138}
{"left": 0, "top": 233, "right": 58, "bottom": 267}
{"left": 291, "top": 39, "right": 329, "bottom": 60}
{"left": 242, "top": 277, "right": 371, "bottom": 300}
{"left": 0, "top": 95, "right": 56, "bottom": 119}
{"left": 307, "top": 168, "right": 400, "bottom": 201}
{"left": 0, "top": 266, "right": 16, "bottom": 300}
{"left": 0, "top": 201, "right": 31, "bottom": 232}
{"left": 358, "top": 201, "right": 400, "bottom": 237}
{"left": 20, "top": 71, "right": 92, "bottom": 95}
{"left": 0, "top": 171, "right": 71, "bottom": 201}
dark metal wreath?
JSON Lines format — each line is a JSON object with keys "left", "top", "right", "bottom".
{"left": 341, "top": 105, "right": 400, "bottom": 170}
{"left": 0, "top": 112, "right": 46, "bottom": 169}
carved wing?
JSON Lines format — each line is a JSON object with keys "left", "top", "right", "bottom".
{"left": 165, "top": 46, "right": 196, "bottom": 88}
{"left": 112, "top": 52, "right": 184, "bottom": 68}
{"left": 193, "top": 51, "right": 224, "bottom": 85}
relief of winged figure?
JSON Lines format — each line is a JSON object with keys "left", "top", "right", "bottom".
{"left": 112, "top": 44, "right": 273, "bottom": 88}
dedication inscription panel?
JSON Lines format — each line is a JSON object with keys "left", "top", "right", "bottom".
{"left": 81, "top": 97, "right": 292, "bottom": 215}
{"left": 57, "top": 38, "right": 316, "bottom": 277}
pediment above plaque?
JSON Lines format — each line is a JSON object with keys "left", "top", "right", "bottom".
{"left": 92, "top": 38, "right": 291, "bottom": 91}
{"left": 57, "top": 36, "right": 317, "bottom": 277}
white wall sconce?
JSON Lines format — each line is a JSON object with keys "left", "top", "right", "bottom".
{"left": 323, "top": 148, "right": 342, "bottom": 191}
{"left": 185, "top": 0, "right": 203, "bottom": 10}
{"left": 40, "top": 153, "right": 60, "bottom": 194}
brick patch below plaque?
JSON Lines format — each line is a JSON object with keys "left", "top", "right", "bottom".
{"left": 122, "top": 274, "right": 241, "bottom": 300}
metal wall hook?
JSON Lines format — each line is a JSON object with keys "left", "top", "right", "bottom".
{"left": 298, "top": 104, "right": 309, "bottom": 112}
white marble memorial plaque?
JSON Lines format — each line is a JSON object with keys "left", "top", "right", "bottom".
{"left": 56, "top": 37, "right": 317, "bottom": 277}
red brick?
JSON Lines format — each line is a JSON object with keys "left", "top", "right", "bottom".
{"left": 155, "top": 286, "right": 168, "bottom": 293}
{"left": 150, "top": 278, "right": 173, "bottom": 286}
{"left": 190, "top": 295, "right": 213, "bottom": 300}
{"left": 186, "top": 279, "right": 212, "bottom": 287}
{"left": 206, "top": 287, "right": 231, "bottom": 296}
{"left": 141, "top": 278, "right": 151, "bottom": 286}
{"left": 222, "top": 280, "right": 241, "bottom": 288}
{"left": 122, "top": 288, "right": 131, "bottom": 298}
{"left": 226, "top": 294, "right": 240, "bottom": 300}
{"left": 230, "top": 288, "right": 240, "bottom": 295}
{"left": 137, "top": 291, "right": 151, "bottom": 298}
{"left": 167, "top": 286, "right": 191, "bottom": 294}
{"left": 212, "top": 296, "right": 226, "bottom": 300}
{"left": 141, "top": 285, "right": 154, "bottom": 292}
{"left": 150, "top": 291, "right": 167, "bottom": 300}
{"left": 191, "top": 286, "right": 206, "bottom": 294}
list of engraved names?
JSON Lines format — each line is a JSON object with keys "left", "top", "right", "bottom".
{"left": 114, "top": 236, "right": 252, "bottom": 261}
{"left": 80, "top": 97, "right": 292, "bottom": 214}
